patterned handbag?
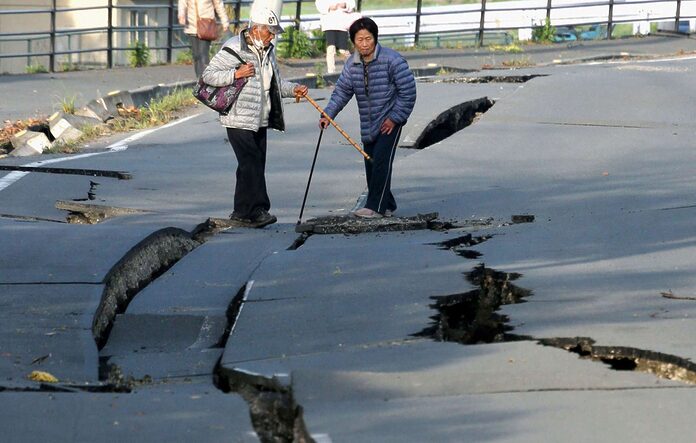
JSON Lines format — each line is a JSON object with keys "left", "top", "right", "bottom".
{"left": 193, "top": 47, "right": 247, "bottom": 115}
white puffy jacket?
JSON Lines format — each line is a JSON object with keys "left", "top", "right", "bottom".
{"left": 315, "top": 0, "right": 358, "bottom": 32}
{"left": 178, "top": 0, "right": 229, "bottom": 36}
{"left": 201, "top": 31, "right": 298, "bottom": 132}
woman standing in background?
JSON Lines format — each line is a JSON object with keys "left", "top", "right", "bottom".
{"left": 315, "top": 0, "right": 358, "bottom": 74}
{"left": 178, "top": 0, "right": 230, "bottom": 77}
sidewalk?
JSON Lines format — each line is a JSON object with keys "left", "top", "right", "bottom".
{"left": 2, "top": 34, "right": 696, "bottom": 125}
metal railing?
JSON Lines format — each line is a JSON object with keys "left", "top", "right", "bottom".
{"left": 0, "top": 0, "right": 694, "bottom": 73}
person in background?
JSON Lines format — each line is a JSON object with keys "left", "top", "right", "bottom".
{"left": 315, "top": 0, "right": 357, "bottom": 74}
{"left": 202, "top": 7, "right": 308, "bottom": 228}
{"left": 178, "top": 0, "right": 229, "bottom": 77}
{"left": 320, "top": 17, "right": 416, "bottom": 219}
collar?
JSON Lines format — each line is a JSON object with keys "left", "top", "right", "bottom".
{"left": 353, "top": 43, "right": 381, "bottom": 65}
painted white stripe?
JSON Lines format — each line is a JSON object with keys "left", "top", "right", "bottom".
{"left": 0, "top": 113, "right": 200, "bottom": 193}
{"left": 229, "top": 280, "right": 254, "bottom": 336}
{"left": 377, "top": 126, "right": 402, "bottom": 213}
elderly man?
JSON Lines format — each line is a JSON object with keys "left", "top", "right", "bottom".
{"left": 202, "top": 7, "right": 308, "bottom": 228}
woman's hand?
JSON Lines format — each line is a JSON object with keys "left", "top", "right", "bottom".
{"left": 380, "top": 118, "right": 396, "bottom": 135}
{"left": 234, "top": 62, "right": 255, "bottom": 79}
{"left": 319, "top": 117, "right": 330, "bottom": 129}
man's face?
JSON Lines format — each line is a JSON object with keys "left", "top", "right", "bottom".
{"left": 252, "top": 25, "right": 275, "bottom": 47}
{"left": 354, "top": 29, "right": 376, "bottom": 58}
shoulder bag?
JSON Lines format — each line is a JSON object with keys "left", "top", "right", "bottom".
{"left": 193, "top": 47, "right": 247, "bottom": 115}
{"left": 195, "top": 0, "right": 219, "bottom": 41}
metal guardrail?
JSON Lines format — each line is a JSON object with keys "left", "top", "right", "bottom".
{"left": 0, "top": 0, "right": 693, "bottom": 73}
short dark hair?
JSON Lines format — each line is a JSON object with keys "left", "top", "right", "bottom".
{"left": 349, "top": 17, "right": 378, "bottom": 44}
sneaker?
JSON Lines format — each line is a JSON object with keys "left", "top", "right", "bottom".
{"left": 353, "top": 207, "right": 383, "bottom": 219}
{"left": 250, "top": 209, "right": 277, "bottom": 228}
{"left": 229, "top": 212, "right": 250, "bottom": 223}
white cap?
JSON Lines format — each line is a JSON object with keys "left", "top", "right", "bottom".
{"left": 249, "top": 7, "right": 284, "bottom": 34}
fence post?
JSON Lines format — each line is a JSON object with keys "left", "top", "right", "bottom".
{"left": 167, "top": 0, "right": 174, "bottom": 63}
{"left": 357, "top": 0, "right": 362, "bottom": 12}
{"left": 50, "top": 0, "right": 56, "bottom": 72}
{"left": 607, "top": 0, "right": 614, "bottom": 39}
{"left": 107, "top": 0, "right": 114, "bottom": 68}
{"left": 675, "top": 0, "right": 682, "bottom": 32}
{"left": 546, "top": 0, "right": 552, "bottom": 23}
{"left": 414, "top": 0, "right": 423, "bottom": 46}
{"left": 233, "top": 0, "right": 241, "bottom": 33}
{"left": 477, "top": 0, "right": 486, "bottom": 47}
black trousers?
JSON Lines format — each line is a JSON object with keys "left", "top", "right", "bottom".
{"left": 227, "top": 127, "right": 270, "bottom": 219}
{"left": 191, "top": 36, "right": 211, "bottom": 78}
{"left": 363, "top": 125, "right": 402, "bottom": 214}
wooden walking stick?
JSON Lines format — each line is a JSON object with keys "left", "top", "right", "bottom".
{"left": 301, "top": 94, "right": 371, "bottom": 161}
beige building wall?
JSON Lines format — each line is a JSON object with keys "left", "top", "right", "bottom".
{"left": 0, "top": 0, "right": 181, "bottom": 74}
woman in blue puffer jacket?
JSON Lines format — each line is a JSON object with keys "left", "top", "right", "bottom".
{"left": 320, "top": 17, "right": 417, "bottom": 218}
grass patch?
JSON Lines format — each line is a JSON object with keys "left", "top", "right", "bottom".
{"left": 25, "top": 64, "right": 48, "bottom": 74}
{"left": 489, "top": 43, "right": 523, "bottom": 53}
{"left": 37, "top": 88, "right": 199, "bottom": 155}
{"left": 501, "top": 56, "right": 534, "bottom": 68}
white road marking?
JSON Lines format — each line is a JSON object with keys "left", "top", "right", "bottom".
{"left": 0, "top": 113, "right": 200, "bottom": 192}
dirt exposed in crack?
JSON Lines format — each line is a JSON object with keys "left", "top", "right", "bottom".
{"left": 215, "top": 364, "right": 314, "bottom": 443}
{"left": 415, "top": 264, "right": 532, "bottom": 344}
{"left": 421, "top": 74, "right": 545, "bottom": 84}
{"left": 540, "top": 337, "right": 696, "bottom": 384}
{"left": 431, "top": 233, "right": 492, "bottom": 259}
{"left": 412, "top": 97, "right": 494, "bottom": 149}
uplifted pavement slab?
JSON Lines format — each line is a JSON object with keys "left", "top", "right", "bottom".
{"left": 126, "top": 229, "right": 297, "bottom": 316}
{"left": 0, "top": 284, "right": 102, "bottom": 385}
{"left": 222, "top": 229, "right": 485, "bottom": 366}
{"left": 230, "top": 339, "right": 676, "bottom": 393}
{"left": 298, "top": 386, "right": 696, "bottom": 443}
{"left": 0, "top": 382, "right": 255, "bottom": 443}
{"left": 102, "top": 229, "right": 298, "bottom": 380}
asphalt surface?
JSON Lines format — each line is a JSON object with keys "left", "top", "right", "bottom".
{"left": 2, "top": 34, "right": 696, "bottom": 123}
{"left": 2, "top": 34, "right": 696, "bottom": 442}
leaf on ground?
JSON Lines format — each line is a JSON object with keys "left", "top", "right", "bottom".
{"left": 28, "top": 370, "right": 59, "bottom": 383}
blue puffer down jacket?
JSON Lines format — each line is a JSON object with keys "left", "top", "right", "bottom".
{"left": 323, "top": 44, "right": 417, "bottom": 144}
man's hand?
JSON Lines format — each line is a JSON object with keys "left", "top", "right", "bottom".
{"left": 319, "top": 117, "right": 330, "bottom": 129}
{"left": 178, "top": 15, "right": 186, "bottom": 26}
{"left": 380, "top": 118, "right": 396, "bottom": 135}
{"left": 234, "top": 62, "right": 255, "bottom": 79}
{"left": 294, "top": 85, "right": 308, "bottom": 100}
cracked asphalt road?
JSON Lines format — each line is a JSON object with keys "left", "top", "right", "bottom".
{"left": 3, "top": 43, "right": 696, "bottom": 442}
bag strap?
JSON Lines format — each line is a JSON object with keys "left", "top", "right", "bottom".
{"left": 194, "top": 0, "right": 199, "bottom": 21}
{"left": 222, "top": 47, "right": 246, "bottom": 65}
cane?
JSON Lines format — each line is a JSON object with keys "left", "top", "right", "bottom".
{"left": 302, "top": 94, "right": 371, "bottom": 161}
{"left": 297, "top": 128, "right": 325, "bottom": 225}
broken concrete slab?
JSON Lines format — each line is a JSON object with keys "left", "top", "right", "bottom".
{"left": 222, "top": 230, "right": 483, "bottom": 365}
{"left": 9, "top": 129, "right": 51, "bottom": 157}
{"left": 48, "top": 111, "right": 101, "bottom": 143}
{"left": 127, "top": 229, "right": 297, "bottom": 317}
{"left": 82, "top": 90, "right": 136, "bottom": 122}
{"left": 55, "top": 200, "right": 150, "bottom": 224}
{"left": 295, "top": 212, "right": 438, "bottom": 234}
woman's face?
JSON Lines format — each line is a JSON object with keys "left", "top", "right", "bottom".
{"left": 354, "top": 29, "right": 376, "bottom": 58}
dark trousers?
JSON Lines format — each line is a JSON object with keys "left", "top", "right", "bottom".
{"left": 227, "top": 127, "right": 270, "bottom": 219}
{"left": 191, "top": 36, "right": 211, "bottom": 77}
{"left": 363, "top": 126, "right": 402, "bottom": 214}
